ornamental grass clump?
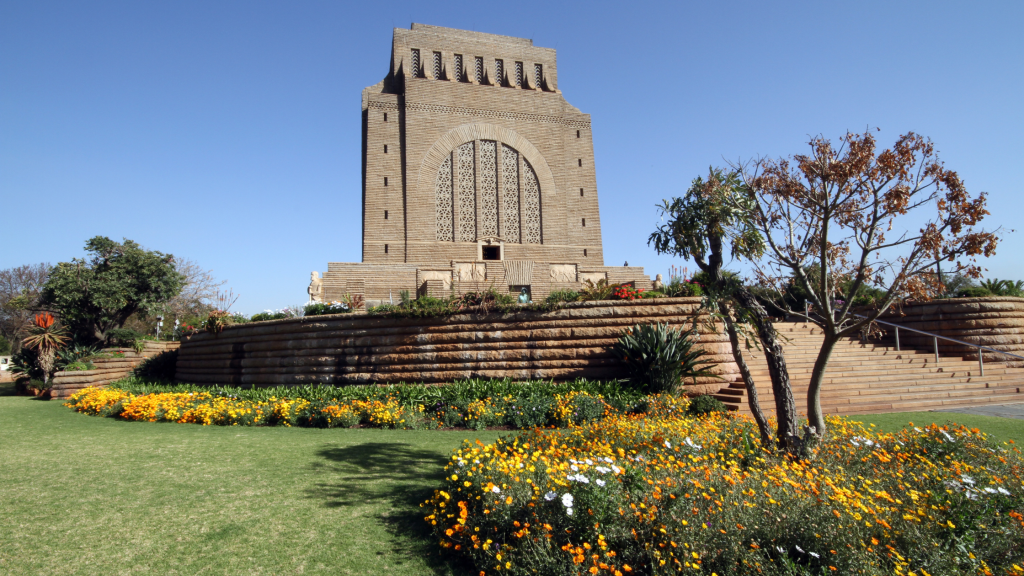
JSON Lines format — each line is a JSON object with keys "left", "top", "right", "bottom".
{"left": 423, "top": 413, "right": 1024, "bottom": 576}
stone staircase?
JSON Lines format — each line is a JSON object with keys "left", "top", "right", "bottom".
{"left": 49, "top": 341, "right": 180, "bottom": 400}
{"left": 714, "top": 322, "right": 1024, "bottom": 416}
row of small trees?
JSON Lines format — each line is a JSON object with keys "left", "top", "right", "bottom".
{"left": 650, "top": 130, "right": 1000, "bottom": 451}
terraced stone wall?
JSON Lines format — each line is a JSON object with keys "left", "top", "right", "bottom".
{"left": 174, "top": 298, "right": 741, "bottom": 394}
{"left": 50, "top": 341, "right": 180, "bottom": 399}
{"left": 880, "top": 297, "right": 1024, "bottom": 365}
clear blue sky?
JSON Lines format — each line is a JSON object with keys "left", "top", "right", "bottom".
{"left": 2, "top": 0, "right": 1021, "bottom": 314}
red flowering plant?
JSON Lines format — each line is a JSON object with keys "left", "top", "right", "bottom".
{"left": 611, "top": 285, "right": 644, "bottom": 301}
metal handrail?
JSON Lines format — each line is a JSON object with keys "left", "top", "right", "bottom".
{"left": 801, "top": 302, "right": 1024, "bottom": 377}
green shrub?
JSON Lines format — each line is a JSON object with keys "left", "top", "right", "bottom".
{"left": 612, "top": 322, "right": 718, "bottom": 394}
{"left": 507, "top": 395, "right": 554, "bottom": 429}
{"left": 545, "top": 289, "right": 581, "bottom": 304}
{"left": 303, "top": 302, "right": 353, "bottom": 316}
{"left": 957, "top": 286, "right": 992, "bottom": 298}
{"left": 105, "top": 327, "right": 143, "bottom": 344}
{"left": 685, "top": 394, "right": 727, "bottom": 417}
{"left": 62, "top": 361, "right": 95, "bottom": 372}
{"left": 640, "top": 290, "right": 666, "bottom": 298}
{"left": 250, "top": 311, "right": 288, "bottom": 322}
{"left": 0, "top": 335, "right": 10, "bottom": 355}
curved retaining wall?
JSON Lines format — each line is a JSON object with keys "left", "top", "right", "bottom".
{"left": 175, "top": 298, "right": 740, "bottom": 394}
{"left": 880, "top": 297, "right": 1024, "bottom": 365}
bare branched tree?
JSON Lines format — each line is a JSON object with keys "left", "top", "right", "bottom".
{"left": 0, "top": 263, "right": 51, "bottom": 352}
{"left": 734, "top": 131, "right": 999, "bottom": 436}
{"left": 164, "top": 259, "right": 228, "bottom": 320}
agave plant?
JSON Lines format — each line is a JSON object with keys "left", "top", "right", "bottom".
{"left": 611, "top": 322, "right": 719, "bottom": 394}
{"left": 21, "top": 313, "right": 69, "bottom": 383}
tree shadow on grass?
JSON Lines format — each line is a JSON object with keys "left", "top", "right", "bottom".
{"left": 306, "top": 441, "right": 472, "bottom": 575}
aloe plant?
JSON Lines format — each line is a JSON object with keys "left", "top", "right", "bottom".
{"left": 611, "top": 322, "right": 718, "bottom": 394}
{"left": 21, "top": 313, "right": 69, "bottom": 383}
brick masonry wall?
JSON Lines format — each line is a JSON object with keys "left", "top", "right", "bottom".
{"left": 175, "top": 298, "right": 742, "bottom": 394}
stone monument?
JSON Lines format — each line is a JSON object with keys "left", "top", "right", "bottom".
{"left": 319, "top": 24, "right": 652, "bottom": 305}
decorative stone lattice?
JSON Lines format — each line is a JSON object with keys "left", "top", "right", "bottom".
{"left": 514, "top": 61, "right": 523, "bottom": 87}
{"left": 457, "top": 142, "right": 476, "bottom": 241}
{"left": 411, "top": 49, "right": 420, "bottom": 77}
{"left": 495, "top": 59, "right": 503, "bottom": 85}
{"left": 454, "top": 54, "right": 463, "bottom": 81}
{"left": 432, "top": 51, "right": 442, "bottom": 80}
{"left": 501, "top": 144, "right": 521, "bottom": 243}
{"left": 479, "top": 140, "right": 498, "bottom": 237}
{"left": 534, "top": 64, "right": 542, "bottom": 89}
{"left": 523, "top": 160, "right": 541, "bottom": 244}
{"left": 475, "top": 56, "right": 483, "bottom": 83}
{"left": 435, "top": 155, "right": 454, "bottom": 241}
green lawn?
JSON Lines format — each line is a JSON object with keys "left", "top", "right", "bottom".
{"left": 2, "top": 382, "right": 1022, "bottom": 575}
{"left": 852, "top": 411, "right": 1024, "bottom": 445}
{"left": 0, "top": 392, "right": 501, "bottom": 575}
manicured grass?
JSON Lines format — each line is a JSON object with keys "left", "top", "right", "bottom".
{"left": 851, "top": 411, "right": 1024, "bottom": 445}
{"left": 0, "top": 395, "right": 501, "bottom": 575}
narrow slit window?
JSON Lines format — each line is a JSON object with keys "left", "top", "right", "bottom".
{"left": 576, "top": 130, "right": 580, "bottom": 138}
{"left": 582, "top": 218, "right": 586, "bottom": 227}
{"left": 454, "top": 54, "right": 464, "bottom": 81}
{"left": 384, "top": 177, "right": 388, "bottom": 186}
{"left": 514, "top": 61, "right": 523, "bottom": 87}
{"left": 578, "top": 159, "right": 582, "bottom": 167}
{"left": 584, "top": 249, "right": 588, "bottom": 257}
{"left": 534, "top": 64, "right": 542, "bottom": 89}
{"left": 432, "top": 51, "right": 442, "bottom": 79}
{"left": 580, "top": 188, "right": 584, "bottom": 197}
{"left": 384, "top": 144, "right": 388, "bottom": 153}
{"left": 475, "top": 56, "right": 483, "bottom": 83}
{"left": 384, "top": 112, "right": 388, "bottom": 122}
{"left": 385, "top": 244, "right": 389, "bottom": 254}
{"left": 384, "top": 210, "right": 388, "bottom": 220}
{"left": 495, "top": 59, "right": 503, "bottom": 85}
{"left": 411, "top": 49, "right": 420, "bottom": 77}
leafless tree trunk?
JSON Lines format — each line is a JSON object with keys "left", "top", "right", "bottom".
{"left": 719, "top": 301, "right": 772, "bottom": 448}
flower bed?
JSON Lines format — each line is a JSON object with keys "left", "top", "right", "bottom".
{"left": 422, "top": 412, "right": 1024, "bottom": 576}
{"left": 63, "top": 384, "right": 679, "bottom": 430}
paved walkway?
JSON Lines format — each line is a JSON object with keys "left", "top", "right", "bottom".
{"left": 936, "top": 402, "right": 1024, "bottom": 420}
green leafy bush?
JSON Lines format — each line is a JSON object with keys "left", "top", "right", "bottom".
{"left": 62, "top": 360, "right": 95, "bottom": 372}
{"left": 545, "top": 289, "right": 581, "bottom": 304}
{"left": 250, "top": 311, "right": 288, "bottom": 322}
{"left": 106, "top": 328, "right": 142, "bottom": 347}
{"left": 0, "top": 335, "right": 10, "bottom": 355}
{"left": 303, "top": 302, "right": 353, "bottom": 316}
{"left": 957, "top": 286, "right": 992, "bottom": 298}
{"left": 685, "top": 394, "right": 727, "bottom": 417}
{"left": 612, "top": 322, "right": 718, "bottom": 394}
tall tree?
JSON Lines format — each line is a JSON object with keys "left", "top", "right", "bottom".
{"left": 41, "top": 237, "right": 186, "bottom": 343}
{"left": 0, "top": 263, "right": 50, "bottom": 353}
{"left": 736, "top": 131, "right": 999, "bottom": 436}
{"left": 649, "top": 168, "right": 800, "bottom": 451}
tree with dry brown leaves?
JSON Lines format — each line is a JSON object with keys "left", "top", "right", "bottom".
{"left": 734, "top": 130, "right": 999, "bottom": 436}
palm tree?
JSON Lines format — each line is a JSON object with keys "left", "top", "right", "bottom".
{"left": 21, "top": 313, "right": 69, "bottom": 383}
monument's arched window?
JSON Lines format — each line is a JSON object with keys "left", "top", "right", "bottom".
{"left": 435, "top": 140, "right": 542, "bottom": 245}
